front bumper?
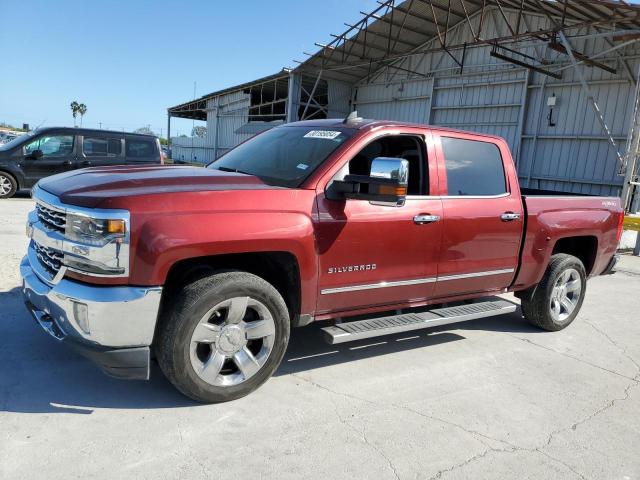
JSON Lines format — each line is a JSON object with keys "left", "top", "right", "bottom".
{"left": 20, "top": 255, "right": 162, "bottom": 380}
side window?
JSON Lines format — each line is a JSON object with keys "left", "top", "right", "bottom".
{"left": 83, "top": 137, "right": 122, "bottom": 156}
{"left": 344, "top": 135, "right": 427, "bottom": 195}
{"left": 25, "top": 135, "right": 74, "bottom": 157}
{"left": 126, "top": 139, "right": 155, "bottom": 158}
{"left": 441, "top": 137, "right": 506, "bottom": 196}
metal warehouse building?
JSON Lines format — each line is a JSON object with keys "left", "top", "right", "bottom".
{"left": 168, "top": 0, "right": 640, "bottom": 211}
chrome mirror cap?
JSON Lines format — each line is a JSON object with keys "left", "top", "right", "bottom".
{"left": 370, "top": 157, "right": 409, "bottom": 185}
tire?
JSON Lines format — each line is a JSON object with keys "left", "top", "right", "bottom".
{"left": 520, "top": 253, "right": 587, "bottom": 332}
{"left": 0, "top": 172, "right": 17, "bottom": 199}
{"left": 156, "top": 271, "right": 290, "bottom": 403}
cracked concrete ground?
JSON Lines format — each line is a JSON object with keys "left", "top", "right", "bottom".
{"left": 1, "top": 197, "right": 639, "bottom": 480}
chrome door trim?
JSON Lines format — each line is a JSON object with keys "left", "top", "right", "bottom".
{"left": 320, "top": 277, "right": 436, "bottom": 295}
{"left": 437, "top": 268, "right": 515, "bottom": 282}
{"left": 320, "top": 268, "right": 515, "bottom": 295}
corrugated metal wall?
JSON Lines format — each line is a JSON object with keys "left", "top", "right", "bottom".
{"left": 353, "top": 7, "right": 640, "bottom": 196}
{"left": 172, "top": 89, "right": 280, "bottom": 163}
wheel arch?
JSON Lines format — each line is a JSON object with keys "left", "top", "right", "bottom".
{"left": 551, "top": 235, "right": 598, "bottom": 275}
{"left": 160, "top": 251, "right": 303, "bottom": 328}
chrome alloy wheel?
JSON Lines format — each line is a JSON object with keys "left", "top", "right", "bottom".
{"left": 0, "top": 175, "right": 11, "bottom": 196}
{"left": 189, "top": 296, "right": 276, "bottom": 387}
{"left": 549, "top": 268, "right": 582, "bottom": 322}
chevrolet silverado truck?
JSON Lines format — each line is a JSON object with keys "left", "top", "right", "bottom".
{"left": 21, "top": 117, "right": 624, "bottom": 403}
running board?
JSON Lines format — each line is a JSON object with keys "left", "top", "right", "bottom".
{"left": 321, "top": 297, "right": 517, "bottom": 344}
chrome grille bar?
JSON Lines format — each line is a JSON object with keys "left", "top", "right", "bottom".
{"left": 33, "top": 241, "right": 64, "bottom": 276}
{"left": 36, "top": 202, "right": 66, "bottom": 233}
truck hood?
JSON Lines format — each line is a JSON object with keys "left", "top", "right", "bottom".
{"left": 38, "top": 165, "right": 276, "bottom": 208}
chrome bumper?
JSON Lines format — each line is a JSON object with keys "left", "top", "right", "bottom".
{"left": 20, "top": 255, "right": 162, "bottom": 379}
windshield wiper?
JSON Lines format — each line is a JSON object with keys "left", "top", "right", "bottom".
{"left": 216, "top": 166, "right": 253, "bottom": 176}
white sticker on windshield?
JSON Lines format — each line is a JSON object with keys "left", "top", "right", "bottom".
{"left": 304, "top": 130, "right": 341, "bottom": 140}
{"left": 297, "top": 163, "right": 309, "bottom": 170}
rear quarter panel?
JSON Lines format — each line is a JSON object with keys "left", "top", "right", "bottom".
{"left": 514, "top": 196, "right": 621, "bottom": 289}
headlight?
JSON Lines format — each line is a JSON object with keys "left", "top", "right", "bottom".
{"left": 65, "top": 214, "right": 126, "bottom": 246}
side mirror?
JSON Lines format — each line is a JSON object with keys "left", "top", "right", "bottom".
{"left": 327, "top": 157, "right": 409, "bottom": 206}
{"left": 28, "top": 149, "right": 43, "bottom": 159}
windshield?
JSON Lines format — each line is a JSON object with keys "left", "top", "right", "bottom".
{"left": 0, "top": 130, "right": 35, "bottom": 151}
{"left": 208, "top": 126, "right": 354, "bottom": 187}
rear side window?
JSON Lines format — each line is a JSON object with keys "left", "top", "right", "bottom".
{"left": 83, "top": 137, "right": 122, "bottom": 156}
{"left": 441, "top": 137, "right": 506, "bottom": 196}
{"left": 126, "top": 139, "right": 155, "bottom": 158}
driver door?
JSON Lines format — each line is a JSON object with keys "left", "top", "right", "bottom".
{"left": 22, "top": 134, "right": 77, "bottom": 186}
{"left": 315, "top": 130, "right": 443, "bottom": 315}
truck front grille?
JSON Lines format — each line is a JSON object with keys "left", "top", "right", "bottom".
{"left": 36, "top": 202, "right": 66, "bottom": 233}
{"left": 34, "top": 241, "right": 64, "bottom": 276}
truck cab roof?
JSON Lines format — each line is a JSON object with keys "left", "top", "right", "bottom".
{"left": 282, "top": 118, "right": 505, "bottom": 142}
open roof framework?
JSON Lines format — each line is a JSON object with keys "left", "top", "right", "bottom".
{"left": 294, "top": 0, "right": 640, "bottom": 83}
{"left": 294, "top": 0, "right": 640, "bottom": 208}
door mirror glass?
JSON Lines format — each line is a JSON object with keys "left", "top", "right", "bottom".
{"left": 370, "top": 157, "right": 409, "bottom": 183}
{"left": 327, "top": 157, "right": 409, "bottom": 206}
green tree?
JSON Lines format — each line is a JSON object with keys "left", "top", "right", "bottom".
{"left": 70, "top": 101, "right": 79, "bottom": 126}
{"left": 70, "top": 101, "right": 87, "bottom": 126}
{"left": 78, "top": 103, "right": 87, "bottom": 126}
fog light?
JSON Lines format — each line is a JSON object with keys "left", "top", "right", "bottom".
{"left": 72, "top": 301, "right": 90, "bottom": 334}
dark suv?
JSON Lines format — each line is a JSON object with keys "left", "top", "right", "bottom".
{"left": 0, "top": 127, "right": 163, "bottom": 198}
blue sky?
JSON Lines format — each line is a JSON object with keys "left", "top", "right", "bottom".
{"left": 0, "top": 0, "right": 379, "bottom": 136}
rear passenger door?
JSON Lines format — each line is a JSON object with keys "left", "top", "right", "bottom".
{"left": 80, "top": 134, "right": 124, "bottom": 168}
{"left": 125, "top": 136, "right": 159, "bottom": 164}
{"left": 432, "top": 133, "right": 523, "bottom": 298}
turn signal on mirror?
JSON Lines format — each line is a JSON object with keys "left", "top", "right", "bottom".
{"left": 106, "top": 219, "right": 126, "bottom": 234}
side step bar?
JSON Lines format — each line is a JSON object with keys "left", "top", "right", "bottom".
{"left": 321, "top": 297, "right": 517, "bottom": 344}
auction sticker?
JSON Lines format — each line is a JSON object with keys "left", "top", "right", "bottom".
{"left": 304, "top": 130, "right": 342, "bottom": 139}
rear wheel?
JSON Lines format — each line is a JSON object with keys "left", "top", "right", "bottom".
{"left": 157, "top": 271, "right": 290, "bottom": 403}
{"left": 0, "top": 172, "right": 17, "bottom": 199}
{"left": 520, "top": 253, "right": 586, "bottom": 331}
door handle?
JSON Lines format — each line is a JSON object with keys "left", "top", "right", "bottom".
{"left": 501, "top": 212, "right": 521, "bottom": 221}
{"left": 62, "top": 160, "right": 72, "bottom": 166}
{"left": 81, "top": 160, "right": 92, "bottom": 166}
{"left": 414, "top": 214, "right": 441, "bottom": 224}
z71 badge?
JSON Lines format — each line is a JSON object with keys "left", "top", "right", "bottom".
{"left": 328, "top": 264, "right": 376, "bottom": 274}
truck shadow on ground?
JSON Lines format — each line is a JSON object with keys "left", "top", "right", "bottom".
{"left": 1, "top": 286, "right": 540, "bottom": 414}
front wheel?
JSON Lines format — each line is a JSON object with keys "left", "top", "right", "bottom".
{"left": 156, "top": 271, "right": 290, "bottom": 403}
{"left": 520, "top": 253, "right": 587, "bottom": 331}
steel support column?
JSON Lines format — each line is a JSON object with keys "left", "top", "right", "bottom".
{"left": 622, "top": 63, "right": 640, "bottom": 212}
{"left": 286, "top": 72, "right": 301, "bottom": 123}
{"left": 166, "top": 113, "right": 171, "bottom": 149}
{"left": 513, "top": 70, "right": 530, "bottom": 168}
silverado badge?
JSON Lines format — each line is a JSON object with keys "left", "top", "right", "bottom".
{"left": 328, "top": 264, "right": 376, "bottom": 274}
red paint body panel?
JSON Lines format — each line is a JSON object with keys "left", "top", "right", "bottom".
{"left": 514, "top": 195, "right": 622, "bottom": 289}
{"left": 38, "top": 120, "right": 623, "bottom": 322}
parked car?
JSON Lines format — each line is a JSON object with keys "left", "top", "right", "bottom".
{"left": 0, "top": 131, "right": 21, "bottom": 145}
{"left": 0, "top": 127, "right": 163, "bottom": 198}
{"left": 21, "top": 117, "right": 624, "bottom": 403}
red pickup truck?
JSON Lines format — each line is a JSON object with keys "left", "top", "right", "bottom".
{"left": 21, "top": 117, "right": 624, "bottom": 402}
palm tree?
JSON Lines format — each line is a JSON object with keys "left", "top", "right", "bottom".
{"left": 78, "top": 103, "right": 87, "bottom": 126}
{"left": 70, "top": 101, "right": 79, "bottom": 127}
